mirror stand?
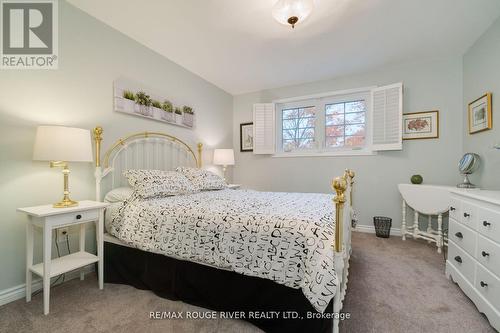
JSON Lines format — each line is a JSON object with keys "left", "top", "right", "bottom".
{"left": 457, "top": 153, "right": 480, "bottom": 189}
{"left": 457, "top": 174, "right": 477, "bottom": 188}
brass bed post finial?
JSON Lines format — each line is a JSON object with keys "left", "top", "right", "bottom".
{"left": 93, "top": 126, "right": 103, "bottom": 167}
{"left": 345, "top": 169, "right": 355, "bottom": 206}
{"left": 197, "top": 143, "right": 203, "bottom": 168}
{"left": 333, "top": 175, "right": 347, "bottom": 253}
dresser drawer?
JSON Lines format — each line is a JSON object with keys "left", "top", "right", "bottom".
{"left": 477, "top": 206, "right": 500, "bottom": 243}
{"left": 476, "top": 234, "right": 500, "bottom": 277}
{"left": 449, "top": 218, "right": 476, "bottom": 256}
{"left": 46, "top": 209, "right": 99, "bottom": 227}
{"left": 448, "top": 240, "right": 476, "bottom": 284}
{"left": 476, "top": 264, "right": 500, "bottom": 312}
{"left": 461, "top": 201, "right": 478, "bottom": 230}
{"left": 449, "top": 197, "right": 462, "bottom": 222}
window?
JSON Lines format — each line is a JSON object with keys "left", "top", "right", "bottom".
{"left": 325, "top": 100, "right": 366, "bottom": 148}
{"left": 276, "top": 90, "right": 372, "bottom": 155}
{"left": 253, "top": 83, "right": 403, "bottom": 156}
{"left": 282, "top": 105, "right": 316, "bottom": 152}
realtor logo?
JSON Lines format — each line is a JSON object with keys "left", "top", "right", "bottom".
{"left": 1, "top": 0, "right": 58, "bottom": 69}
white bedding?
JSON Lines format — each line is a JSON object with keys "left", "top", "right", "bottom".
{"left": 107, "top": 188, "right": 338, "bottom": 313}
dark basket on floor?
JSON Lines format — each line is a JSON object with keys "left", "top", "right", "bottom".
{"left": 373, "top": 216, "right": 392, "bottom": 238}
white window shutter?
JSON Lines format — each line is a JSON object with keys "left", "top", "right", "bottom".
{"left": 253, "top": 103, "right": 276, "bottom": 154}
{"left": 371, "top": 83, "right": 403, "bottom": 151}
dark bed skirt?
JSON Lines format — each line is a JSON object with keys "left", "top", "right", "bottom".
{"left": 103, "top": 241, "right": 333, "bottom": 333}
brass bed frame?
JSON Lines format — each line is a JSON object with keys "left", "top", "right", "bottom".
{"left": 92, "top": 126, "right": 354, "bottom": 333}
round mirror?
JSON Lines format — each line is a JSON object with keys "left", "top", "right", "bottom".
{"left": 458, "top": 153, "right": 480, "bottom": 174}
{"left": 457, "top": 153, "right": 480, "bottom": 188}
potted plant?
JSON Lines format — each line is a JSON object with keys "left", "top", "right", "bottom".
{"left": 120, "top": 90, "right": 136, "bottom": 113}
{"left": 151, "top": 100, "right": 162, "bottom": 119}
{"left": 174, "top": 107, "right": 182, "bottom": 123}
{"left": 182, "top": 106, "right": 194, "bottom": 127}
{"left": 161, "top": 100, "right": 174, "bottom": 122}
{"left": 135, "top": 91, "right": 152, "bottom": 117}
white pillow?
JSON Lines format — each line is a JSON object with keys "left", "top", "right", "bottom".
{"left": 176, "top": 167, "right": 227, "bottom": 191}
{"left": 104, "top": 187, "right": 134, "bottom": 203}
{"left": 123, "top": 169, "right": 198, "bottom": 198}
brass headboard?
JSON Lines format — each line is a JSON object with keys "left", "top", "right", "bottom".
{"left": 93, "top": 126, "right": 203, "bottom": 200}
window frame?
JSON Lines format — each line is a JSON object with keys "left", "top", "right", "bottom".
{"left": 274, "top": 89, "right": 375, "bottom": 157}
{"left": 277, "top": 100, "right": 318, "bottom": 153}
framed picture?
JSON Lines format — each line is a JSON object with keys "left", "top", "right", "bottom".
{"left": 240, "top": 122, "right": 254, "bottom": 152}
{"left": 468, "top": 92, "right": 492, "bottom": 134}
{"left": 402, "top": 110, "right": 439, "bottom": 140}
{"left": 113, "top": 79, "right": 195, "bottom": 129}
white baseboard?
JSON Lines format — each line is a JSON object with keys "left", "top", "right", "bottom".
{"left": 353, "top": 224, "right": 402, "bottom": 237}
{"left": 0, "top": 266, "right": 94, "bottom": 307}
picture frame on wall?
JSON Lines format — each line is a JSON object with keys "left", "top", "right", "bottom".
{"left": 240, "top": 122, "right": 254, "bottom": 152}
{"left": 113, "top": 79, "right": 195, "bottom": 129}
{"left": 468, "top": 92, "right": 492, "bottom": 134}
{"left": 402, "top": 110, "right": 439, "bottom": 140}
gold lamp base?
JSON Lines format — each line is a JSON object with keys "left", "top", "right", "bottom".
{"left": 53, "top": 198, "right": 78, "bottom": 208}
{"left": 50, "top": 161, "right": 79, "bottom": 208}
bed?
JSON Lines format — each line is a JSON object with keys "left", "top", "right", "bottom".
{"left": 92, "top": 127, "right": 355, "bottom": 333}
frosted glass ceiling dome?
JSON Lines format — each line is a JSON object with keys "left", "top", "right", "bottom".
{"left": 272, "top": 0, "right": 314, "bottom": 28}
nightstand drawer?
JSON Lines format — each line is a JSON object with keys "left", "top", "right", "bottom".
{"left": 46, "top": 209, "right": 99, "bottom": 227}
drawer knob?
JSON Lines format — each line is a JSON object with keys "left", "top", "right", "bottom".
{"left": 76, "top": 214, "right": 82, "bottom": 220}
{"left": 480, "top": 281, "right": 488, "bottom": 288}
{"left": 454, "top": 256, "right": 462, "bottom": 263}
{"left": 455, "top": 232, "right": 463, "bottom": 239}
{"left": 483, "top": 221, "right": 491, "bottom": 227}
{"left": 463, "top": 212, "right": 470, "bottom": 218}
{"left": 450, "top": 206, "right": 456, "bottom": 211}
{"left": 482, "top": 251, "right": 490, "bottom": 257}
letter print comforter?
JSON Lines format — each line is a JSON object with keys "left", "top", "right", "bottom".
{"left": 108, "top": 189, "right": 338, "bottom": 312}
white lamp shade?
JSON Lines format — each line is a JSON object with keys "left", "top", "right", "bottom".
{"left": 33, "top": 126, "right": 93, "bottom": 162}
{"left": 213, "top": 149, "right": 235, "bottom": 166}
{"left": 272, "top": 0, "right": 314, "bottom": 26}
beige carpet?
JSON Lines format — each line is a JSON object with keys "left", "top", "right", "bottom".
{"left": 0, "top": 232, "right": 495, "bottom": 333}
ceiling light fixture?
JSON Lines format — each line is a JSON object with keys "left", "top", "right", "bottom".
{"left": 272, "top": 0, "right": 314, "bottom": 29}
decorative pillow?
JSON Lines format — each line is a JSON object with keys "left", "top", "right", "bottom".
{"left": 176, "top": 167, "right": 227, "bottom": 191}
{"left": 123, "top": 169, "right": 197, "bottom": 198}
{"left": 104, "top": 187, "right": 134, "bottom": 203}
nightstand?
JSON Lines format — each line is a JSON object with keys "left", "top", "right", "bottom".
{"left": 227, "top": 184, "right": 241, "bottom": 189}
{"left": 17, "top": 200, "right": 109, "bottom": 315}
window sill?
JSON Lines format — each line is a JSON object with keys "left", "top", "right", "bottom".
{"left": 272, "top": 149, "right": 377, "bottom": 158}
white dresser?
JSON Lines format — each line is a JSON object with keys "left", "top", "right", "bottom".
{"left": 446, "top": 189, "right": 500, "bottom": 331}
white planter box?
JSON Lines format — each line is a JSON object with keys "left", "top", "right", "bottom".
{"left": 161, "top": 111, "right": 174, "bottom": 122}
{"left": 182, "top": 113, "right": 194, "bottom": 127}
{"left": 135, "top": 104, "right": 153, "bottom": 117}
{"left": 123, "top": 99, "right": 135, "bottom": 113}
{"left": 116, "top": 97, "right": 136, "bottom": 113}
{"left": 152, "top": 107, "right": 162, "bottom": 120}
{"left": 175, "top": 113, "right": 182, "bottom": 124}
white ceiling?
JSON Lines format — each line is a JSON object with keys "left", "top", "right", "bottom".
{"left": 67, "top": 0, "right": 500, "bottom": 95}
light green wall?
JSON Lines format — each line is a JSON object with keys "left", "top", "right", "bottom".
{"left": 463, "top": 17, "right": 500, "bottom": 189}
{"left": 0, "top": 1, "right": 233, "bottom": 292}
{"left": 233, "top": 58, "right": 464, "bottom": 230}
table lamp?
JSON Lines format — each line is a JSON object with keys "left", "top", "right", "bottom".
{"left": 213, "top": 149, "right": 234, "bottom": 182}
{"left": 33, "top": 126, "right": 93, "bottom": 208}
